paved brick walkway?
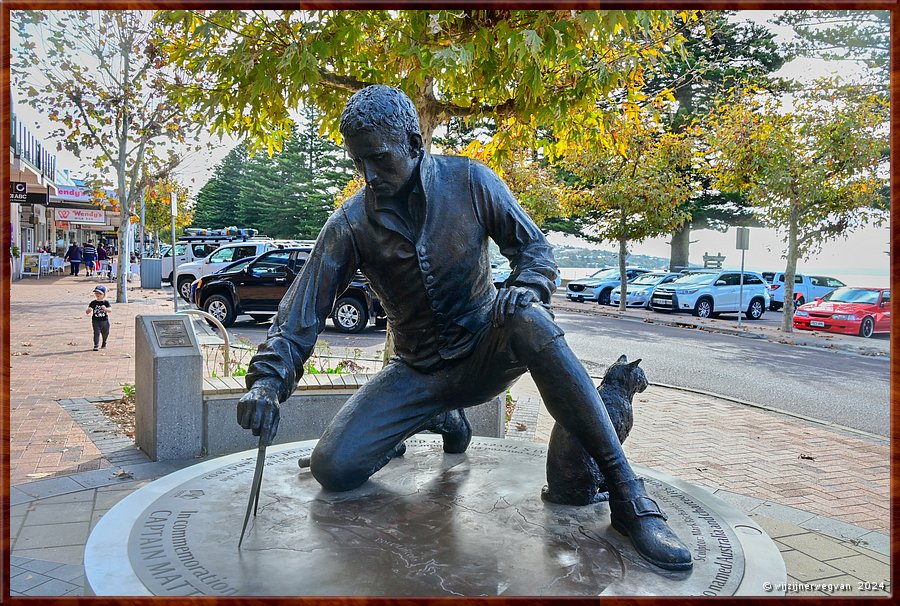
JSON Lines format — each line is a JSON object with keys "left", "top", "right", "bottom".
{"left": 9, "top": 275, "right": 175, "bottom": 484}
{"left": 514, "top": 377, "right": 889, "bottom": 535}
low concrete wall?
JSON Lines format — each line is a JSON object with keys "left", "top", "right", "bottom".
{"left": 202, "top": 374, "right": 505, "bottom": 457}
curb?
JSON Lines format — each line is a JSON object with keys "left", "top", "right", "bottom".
{"left": 648, "top": 382, "right": 889, "bottom": 444}
{"left": 553, "top": 301, "right": 888, "bottom": 357}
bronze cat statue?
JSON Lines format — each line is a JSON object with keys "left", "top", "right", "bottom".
{"left": 541, "top": 355, "right": 648, "bottom": 505}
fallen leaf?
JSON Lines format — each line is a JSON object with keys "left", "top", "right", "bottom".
{"left": 12, "top": 352, "right": 29, "bottom": 356}
{"left": 515, "top": 422, "right": 527, "bottom": 431}
{"left": 112, "top": 470, "right": 134, "bottom": 479}
{"left": 20, "top": 342, "right": 32, "bottom": 347}
{"left": 67, "top": 341, "right": 78, "bottom": 346}
{"left": 799, "top": 453, "right": 815, "bottom": 460}
{"left": 125, "top": 353, "right": 132, "bottom": 358}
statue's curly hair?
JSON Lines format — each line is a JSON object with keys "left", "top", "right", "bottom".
{"left": 340, "top": 85, "right": 421, "bottom": 142}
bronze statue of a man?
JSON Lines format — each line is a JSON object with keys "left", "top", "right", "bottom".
{"left": 238, "top": 85, "right": 692, "bottom": 571}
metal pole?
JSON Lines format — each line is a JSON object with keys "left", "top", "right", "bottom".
{"left": 738, "top": 249, "right": 746, "bottom": 329}
{"left": 139, "top": 188, "right": 145, "bottom": 258}
{"left": 171, "top": 192, "right": 178, "bottom": 312}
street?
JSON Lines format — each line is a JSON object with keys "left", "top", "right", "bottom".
{"left": 222, "top": 305, "right": 890, "bottom": 438}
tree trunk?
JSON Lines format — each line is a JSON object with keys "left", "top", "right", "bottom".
{"left": 780, "top": 202, "right": 801, "bottom": 332}
{"left": 669, "top": 222, "right": 691, "bottom": 271}
{"left": 618, "top": 235, "right": 628, "bottom": 311}
{"left": 617, "top": 207, "right": 628, "bottom": 311}
{"left": 115, "top": 165, "right": 130, "bottom": 303}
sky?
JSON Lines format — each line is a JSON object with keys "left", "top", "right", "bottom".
{"left": 10, "top": 10, "right": 891, "bottom": 286}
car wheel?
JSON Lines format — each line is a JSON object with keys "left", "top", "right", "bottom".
{"left": 177, "top": 276, "right": 194, "bottom": 302}
{"left": 859, "top": 316, "right": 875, "bottom": 338}
{"left": 693, "top": 298, "right": 713, "bottom": 318}
{"left": 598, "top": 288, "right": 612, "bottom": 305}
{"left": 332, "top": 297, "right": 368, "bottom": 333}
{"left": 204, "top": 294, "right": 235, "bottom": 327}
{"left": 746, "top": 298, "right": 765, "bottom": 320}
{"left": 249, "top": 314, "right": 271, "bottom": 323}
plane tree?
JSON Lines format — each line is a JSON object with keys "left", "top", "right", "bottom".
{"left": 705, "top": 81, "right": 888, "bottom": 331}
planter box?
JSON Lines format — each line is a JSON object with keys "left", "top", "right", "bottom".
{"left": 201, "top": 374, "right": 505, "bottom": 457}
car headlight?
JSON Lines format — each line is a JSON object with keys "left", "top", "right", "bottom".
{"left": 676, "top": 288, "right": 699, "bottom": 295}
{"left": 831, "top": 313, "right": 857, "bottom": 321}
{"left": 794, "top": 310, "right": 809, "bottom": 317}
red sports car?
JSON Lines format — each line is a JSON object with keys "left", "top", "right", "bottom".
{"left": 793, "top": 287, "right": 890, "bottom": 338}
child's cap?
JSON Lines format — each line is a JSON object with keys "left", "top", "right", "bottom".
{"left": 93, "top": 285, "right": 107, "bottom": 294}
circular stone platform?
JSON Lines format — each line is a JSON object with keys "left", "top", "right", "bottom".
{"left": 85, "top": 436, "right": 785, "bottom": 597}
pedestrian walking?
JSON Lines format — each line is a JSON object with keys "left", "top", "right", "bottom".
{"left": 82, "top": 240, "right": 97, "bottom": 277}
{"left": 97, "top": 242, "right": 110, "bottom": 281}
{"left": 84, "top": 285, "right": 112, "bottom": 351}
{"left": 64, "top": 241, "right": 82, "bottom": 276}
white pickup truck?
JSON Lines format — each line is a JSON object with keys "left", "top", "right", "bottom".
{"left": 761, "top": 271, "right": 846, "bottom": 311}
{"left": 173, "top": 241, "right": 280, "bottom": 301}
{"left": 161, "top": 236, "right": 274, "bottom": 284}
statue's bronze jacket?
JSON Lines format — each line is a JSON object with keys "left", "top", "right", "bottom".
{"left": 247, "top": 153, "right": 558, "bottom": 403}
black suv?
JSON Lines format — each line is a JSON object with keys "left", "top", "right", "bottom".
{"left": 192, "top": 247, "right": 385, "bottom": 333}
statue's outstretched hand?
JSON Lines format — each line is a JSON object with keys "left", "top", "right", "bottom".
{"left": 237, "top": 385, "right": 281, "bottom": 446}
{"left": 491, "top": 286, "right": 539, "bottom": 327}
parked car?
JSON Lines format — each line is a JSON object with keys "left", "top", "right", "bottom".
{"left": 491, "top": 260, "right": 512, "bottom": 288}
{"left": 566, "top": 267, "right": 651, "bottom": 304}
{"left": 161, "top": 233, "right": 274, "bottom": 284}
{"left": 491, "top": 259, "right": 562, "bottom": 289}
{"left": 610, "top": 272, "right": 682, "bottom": 308}
{"left": 761, "top": 271, "right": 846, "bottom": 311}
{"left": 175, "top": 241, "right": 282, "bottom": 301}
{"left": 650, "top": 269, "right": 770, "bottom": 319}
{"left": 192, "top": 247, "right": 386, "bottom": 333}
{"left": 793, "top": 287, "right": 890, "bottom": 338}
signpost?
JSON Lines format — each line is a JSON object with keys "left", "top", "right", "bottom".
{"left": 736, "top": 227, "right": 750, "bottom": 328}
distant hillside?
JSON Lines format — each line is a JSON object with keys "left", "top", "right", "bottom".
{"left": 551, "top": 245, "right": 674, "bottom": 270}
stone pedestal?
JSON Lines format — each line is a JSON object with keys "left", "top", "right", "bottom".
{"left": 85, "top": 436, "right": 786, "bottom": 597}
{"left": 135, "top": 315, "right": 203, "bottom": 460}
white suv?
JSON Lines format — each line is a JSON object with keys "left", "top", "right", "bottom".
{"left": 175, "top": 241, "right": 279, "bottom": 301}
{"left": 761, "top": 271, "right": 846, "bottom": 311}
{"left": 650, "top": 270, "right": 770, "bottom": 320}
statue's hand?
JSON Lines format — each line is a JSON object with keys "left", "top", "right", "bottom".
{"left": 237, "top": 385, "right": 281, "bottom": 445}
{"left": 491, "top": 286, "right": 539, "bottom": 327}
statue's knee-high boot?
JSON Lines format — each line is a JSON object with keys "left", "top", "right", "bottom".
{"left": 525, "top": 337, "right": 693, "bottom": 571}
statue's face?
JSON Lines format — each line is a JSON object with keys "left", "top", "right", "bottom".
{"left": 344, "top": 128, "right": 422, "bottom": 198}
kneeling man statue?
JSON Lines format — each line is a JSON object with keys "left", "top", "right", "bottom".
{"left": 238, "top": 85, "right": 692, "bottom": 571}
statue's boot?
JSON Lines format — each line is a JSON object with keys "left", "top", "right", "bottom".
{"left": 424, "top": 408, "right": 472, "bottom": 453}
{"left": 507, "top": 311, "right": 691, "bottom": 571}
{"left": 608, "top": 477, "right": 693, "bottom": 571}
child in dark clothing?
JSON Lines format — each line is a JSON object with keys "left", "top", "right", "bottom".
{"left": 85, "top": 285, "right": 112, "bottom": 351}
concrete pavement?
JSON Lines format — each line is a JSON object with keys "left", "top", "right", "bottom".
{"left": 6, "top": 274, "right": 892, "bottom": 597}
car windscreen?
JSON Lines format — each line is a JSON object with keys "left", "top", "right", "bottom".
{"left": 589, "top": 269, "right": 619, "bottom": 280}
{"left": 631, "top": 273, "right": 667, "bottom": 284}
{"left": 216, "top": 258, "right": 255, "bottom": 274}
{"left": 823, "top": 288, "right": 880, "bottom": 305}
{"left": 671, "top": 273, "right": 717, "bottom": 285}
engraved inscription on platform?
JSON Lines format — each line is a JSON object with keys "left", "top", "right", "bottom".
{"left": 150, "top": 320, "right": 192, "bottom": 348}
{"left": 124, "top": 438, "right": 747, "bottom": 597}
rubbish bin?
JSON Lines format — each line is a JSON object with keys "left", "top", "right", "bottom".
{"left": 140, "top": 258, "right": 162, "bottom": 289}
